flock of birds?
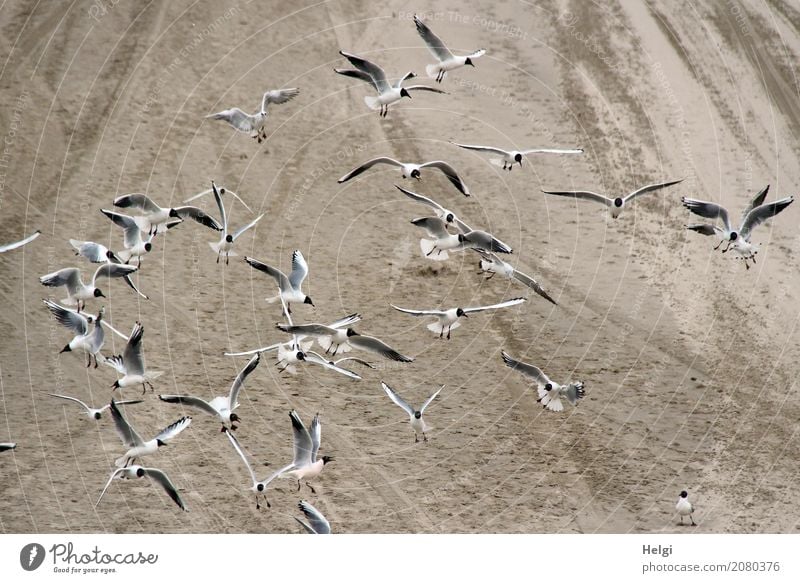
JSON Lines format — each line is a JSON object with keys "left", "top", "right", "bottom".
{"left": 2, "top": 14, "right": 794, "bottom": 533}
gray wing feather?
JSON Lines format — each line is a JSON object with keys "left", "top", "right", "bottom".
{"left": 244, "top": 256, "right": 291, "bottom": 291}
{"left": 413, "top": 15, "right": 453, "bottom": 62}
{"left": 420, "top": 385, "right": 443, "bottom": 413}
{"left": 348, "top": 334, "right": 413, "bottom": 362}
{"left": 501, "top": 350, "right": 551, "bottom": 387}
{"left": 290, "top": 410, "right": 314, "bottom": 468}
{"left": 740, "top": 196, "right": 793, "bottom": 239}
{"left": 419, "top": 161, "right": 470, "bottom": 196}
{"left": 681, "top": 198, "right": 732, "bottom": 232}
{"left": 338, "top": 51, "right": 389, "bottom": 93}
{"left": 43, "top": 299, "right": 89, "bottom": 335}
{"left": 297, "top": 500, "right": 331, "bottom": 534}
{"left": 228, "top": 353, "right": 260, "bottom": 409}
{"left": 153, "top": 416, "right": 192, "bottom": 443}
{"left": 338, "top": 158, "right": 402, "bottom": 183}
{"left": 381, "top": 381, "right": 415, "bottom": 416}
{"left": 158, "top": 395, "right": 219, "bottom": 417}
{"left": 624, "top": 179, "right": 683, "bottom": 203}
{"left": 109, "top": 399, "right": 144, "bottom": 447}
{"left": 142, "top": 468, "right": 187, "bottom": 511}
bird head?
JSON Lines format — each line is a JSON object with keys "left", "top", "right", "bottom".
{"left": 679, "top": 490, "right": 688, "bottom": 499}
{"left": 514, "top": 153, "right": 523, "bottom": 165}
{"left": 60, "top": 344, "right": 72, "bottom": 353}
{"left": 225, "top": 234, "right": 234, "bottom": 243}
{"left": 93, "top": 411, "right": 102, "bottom": 420}
{"left": 456, "top": 308, "right": 467, "bottom": 318}
{"left": 613, "top": 198, "right": 624, "bottom": 208}
{"left": 144, "top": 242, "right": 153, "bottom": 253}
{"left": 230, "top": 413, "right": 241, "bottom": 424}
{"left": 157, "top": 439, "right": 167, "bottom": 447}
{"left": 400, "top": 88, "right": 411, "bottom": 99}
{"left": 135, "top": 467, "right": 146, "bottom": 478}
{"left": 544, "top": 383, "right": 553, "bottom": 392}
{"left": 465, "top": 57, "right": 475, "bottom": 67}
{"left": 414, "top": 411, "right": 422, "bottom": 419}
{"left": 94, "top": 288, "right": 105, "bottom": 298}
{"left": 304, "top": 296, "right": 315, "bottom": 307}
{"left": 296, "top": 352, "right": 306, "bottom": 361}
{"left": 410, "top": 169, "right": 421, "bottom": 180}
{"left": 346, "top": 328, "right": 359, "bottom": 337}
{"left": 322, "top": 455, "right": 334, "bottom": 465}
{"left": 169, "top": 208, "right": 180, "bottom": 218}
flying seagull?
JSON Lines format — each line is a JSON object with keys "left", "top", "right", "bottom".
{"left": 543, "top": 179, "right": 683, "bottom": 218}
{"left": 96, "top": 465, "right": 187, "bottom": 511}
{"left": 0, "top": 230, "right": 39, "bottom": 253}
{"left": 475, "top": 250, "right": 557, "bottom": 305}
{"left": 207, "top": 181, "right": 264, "bottom": 264}
{"left": 381, "top": 381, "right": 443, "bottom": 443}
{"left": 108, "top": 398, "right": 191, "bottom": 468}
{"left": 39, "top": 263, "right": 138, "bottom": 312}
{"left": 47, "top": 393, "right": 143, "bottom": 420}
{"left": 0, "top": 443, "right": 17, "bottom": 452}
{"left": 104, "top": 322, "right": 163, "bottom": 394}
{"left": 68, "top": 240, "right": 149, "bottom": 299}
{"left": 392, "top": 297, "right": 526, "bottom": 339}
{"left": 413, "top": 14, "right": 486, "bottom": 82}
{"left": 453, "top": 142, "right": 583, "bottom": 171}
{"left": 276, "top": 321, "right": 413, "bottom": 362}
{"left": 244, "top": 251, "right": 314, "bottom": 314}
{"left": 205, "top": 88, "right": 300, "bottom": 143}
{"left": 112, "top": 193, "right": 222, "bottom": 235}
{"left": 43, "top": 300, "right": 107, "bottom": 368}
{"left": 338, "top": 157, "right": 470, "bottom": 196}
{"left": 501, "top": 350, "right": 585, "bottom": 412}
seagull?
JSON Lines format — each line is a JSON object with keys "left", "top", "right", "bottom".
{"left": 205, "top": 88, "right": 300, "bottom": 143}
{"left": 0, "top": 443, "right": 17, "bottom": 452}
{"left": 112, "top": 193, "right": 222, "bottom": 236}
{"left": 0, "top": 230, "right": 39, "bottom": 253}
{"left": 500, "top": 350, "right": 585, "bottom": 412}
{"left": 335, "top": 50, "right": 446, "bottom": 117}
{"left": 675, "top": 490, "right": 696, "bottom": 526}
{"left": 68, "top": 240, "right": 149, "bottom": 299}
{"left": 100, "top": 209, "right": 169, "bottom": 264}
{"left": 42, "top": 299, "right": 129, "bottom": 342}
{"left": 277, "top": 410, "right": 333, "bottom": 494}
{"left": 453, "top": 142, "right": 583, "bottom": 171}
{"left": 244, "top": 251, "right": 314, "bottom": 313}
{"left": 223, "top": 427, "right": 286, "bottom": 509}
{"left": 108, "top": 398, "right": 191, "bottom": 468}
{"left": 159, "top": 353, "right": 260, "bottom": 431}
{"left": 207, "top": 181, "right": 264, "bottom": 264}
{"left": 396, "top": 184, "right": 471, "bottom": 231}
{"left": 682, "top": 186, "right": 793, "bottom": 269}
{"left": 39, "top": 263, "right": 139, "bottom": 312}
{"left": 475, "top": 251, "right": 557, "bottom": 305}
{"left": 47, "top": 393, "right": 143, "bottom": 420}
{"left": 96, "top": 465, "right": 187, "bottom": 511}
{"left": 104, "top": 322, "right": 164, "bottom": 394}
{"left": 381, "top": 381, "right": 443, "bottom": 443}
{"left": 276, "top": 321, "right": 413, "bottom": 362}
{"left": 43, "top": 299, "right": 107, "bottom": 367}
{"left": 413, "top": 14, "right": 486, "bottom": 83}
{"left": 392, "top": 297, "right": 526, "bottom": 339}
{"left": 338, "top": 157, "right": 470, "bottom": 196}
{"left": 295, "top": 500, "right": 331, "bottom": 534}
{"left": 409, "top": 216, "right": 464, "bottom": 261}
{"left": 543, "top": 179, "right": 683, "bottom": 218}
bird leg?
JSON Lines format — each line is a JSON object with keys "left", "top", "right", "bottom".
{"left": 426, "top": 246, "right": 438, "bottom": 257}
{"left": 93, "top": 354, "right": 99, "bottom": 368}
{"left": 439, "top": 327, "right": 444, "bottom": 339}
{"left": 423, "top": 433, "right": 428, "bottom": 443}
{"left": 415, "top": 434, "right": 420, "bottom": 443}
{"left": 306, "top": 483, "right": 316, "bottom": 494}
{"left": 485, "top": 272, "right": 495, "bottom": 280}
{"left": 297, "top": 480, "right": 302, "bottom": 492}
{"left": 225, "top": 254, "right": 229, "bottom": 266}
{"left": 713, "top": 240, "right": 723, "bottom": 251}
{"left": 690, "top": 515, "right": 696, "bottom": 526}
{"left": 679, "top": 515, "right": 683, "bottom": 525}
{"left": 446, "top": 326, "right": 452, "bottom": 340}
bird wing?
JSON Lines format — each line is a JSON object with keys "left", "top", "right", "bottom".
{"left": 232, "top": 214, "right": 264, "bottom": 241}
{"left": 452, "top": 142, "right": 508, "bottom": 156}
{"left": 95, "top": 467, "right": 127, "bottom": 507}
{"left": 413, "top": 14, "right": 453, "bottom": 62}
{"left": 405, "top": 85, "right": 448, "bottom": 94}
{"left": 334, "top": 68, "right": 378, "bottom": 91}
{"left": 289, "top": 250, "right": 309, "bottom": 289}
{"left": 395, "top": 184, "right": 446, "bottom": 212}
{"left": 205, "top": 108, "right": 258, "bottom": 133}
{"left": 223, "top": 429, "right": 260, "bottom": 486}
{"left": 211, "top": 182, "right": 227, "bottom": 234}
{"left": 70, "top": 239, "right": 110, "bottom": 263}
{"left": 158, "top": 395, "right": 218, "bottom": 417}
{"left": 122, "top": 322, "right": 145, "bottom": 376}
{"left": 339, "top": 51, "right": 390, "bottom": 93}
{"left": 501, "top": 350, "right": 551, "bottom": 387}
{"left": 419, "top": 161, "right": 470, "bottom": 196}
{"left": 0, "top": 230, "right": 40, "bottom": 253}
{"left": 381, "top": 381, "right": 415, "bottom": 417}
{"left": 420, "top": 385, "right": 444, "bottom": 414}
{"left": 348, "top": 334, "right": 414, "bottom": 362}
{"left": 411, "top": 216, "right": 451, "bottom": 238}
{"left": 460, "top": 230, "right": 513, "bottom": 254}
{"left": 623, "top": 179, "right": 683, "bottom": 203}
{"left": 328, "top": 313, "right": 362, "bottom": 329}
{"left": 521, "top": 148, "right": 584, "bottom": 155}
{"left": 172, "top": 206, "right": 223, "bottom": 231}
{"left": 113, "top": 193, "right": 161, "bottom": 214}
{"left": 109, "top": 399, "right": 144, "bottom": 447}
{"left": 564, "top": 381, "right": 586, "bottom": 405}
{"left": 289, "top": 410, "right": 314, "bottom": 468}
{"left": 153, "top": 416, "right": 192, "bottom": 443}
{"left": 43, "top": 299, "right": 89, "bottom": 335}
{"left": 297, "top": 500, "right": 331, "bottom": 534}
{"left": 184, "top": 183, "right": 253, "bottom": 213}
{"left": 228, "top": 353, "right": 260, "bottom": 409}
{"left": 309, "top": 414, "right": 321, "bottom": 463}
{"left": 542, "top": 189, "right": 613, "bottom": 207}
{"left": 681, "top": 198, "right": 732, "bottom": 233}
{"left": 685, "top": 223, "right": 722, "bottom": 237}
{"left": 511, "top": 269, "right": 557, "bottom": 305}
{"left": 462, "top": 297, "right": 526, "bottom": 314}
{"left": 338, "top": 157, "right": 403, "bottom": 183}
{"left": 741, "top": 184, "right": 770, "bottom": 221}
{"left": 304, "top": 351, "right": 363, "bottom": 380}
{"left": 100, "top": 209, "right": 143, "bottom": 250}
{"left": 47, "top": 393, "right": 91, "bottom": 413}
{"left": 333, "top": 357, "right": 375, "bottom": 369}
{"left": 390, "top": 304, "right": 445, "bottom": 317}
{"left": 244, "top": 256, "right": 291, "bottom": 291}
{"left": 276, "top": 323, "right": 338, "bottom": 338}
{"left": 740, "top": 196, "right": 794, "bottom": 239}
{"left": 39, "top": 268, "right": 82, "bottom": 295}
{"left": 91, "top": 263, "right": 138, "bottom": 287}
{"left": 261, "top": 88, "right": 300, "bottom": 110}
{"left": 142, "top": 468, "right": 187, "bottom": 511}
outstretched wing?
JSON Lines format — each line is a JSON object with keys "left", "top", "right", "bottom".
{"left": 113, "top": 193, "right": 161, "bottom": 214}
{"left": 741, "top": 185, "right": 770, "bottom": 221}
{"left": 451, "top": 142, "right": 508, "bottom": 156}
{"left": 244, "top": 256, "right": 290, "bottom": 291}
{"left": 338, "top": 158, "right": 403, "bottom": 183}
{"left": 390, "top": 304, "right": 445, "bottom": 317}
{"left": 381, "top": 381, "right": 415, "bottom": 416}
{"left": 501, "top": 350, "right": 551, "bottom": 387}
{"left": 339, "top": 51, "right": 390, "bottom": 93}
{"left": 153, "top": 416, "right": 192, "bottom": 443}
{"left": 232, "top": 214, "right": 264, "bottom": 241}
{"left": 309, "top": 414, "right": 321, "bottom": 463}
{"left": 740, "top": 196, "right": 794, "bottom": 239}
{"left": 289, "top": 410, "right": 314, "bottom": 468}
{"left": 623, "top": 179, "right": 683, "bottom": 203}
{"left": 0, "top": 230, "right": 40, "bottom": 253}
{"left": 172, "top": 206, "right": 223, "bottom": 231}
{"left": 511, "top": 268, "right": 557, "bottom": 305}
{"left": 158, "top": 395, "right": 218, "bottom": 417}
{"left": 109, "top": 399, "right": 144, "bottom": 448}
{"left": 420, "top": 385, "right": 444, "bottom": 413}
{"left": 289, "top": 250, "right": 309, "bottom": 289}
{"left": 205, "top": 108, "right": 258, "bottom": 133}
{"left": 348, "top": 334, "right": 414, "bottom": 362}
{"left": 419, "top": 161, "right": 470, "bottom": 196}
{"left": 228, "top": 353, "right": 260, "bottom": 409}
{"left": 681, "top": 198, "right": 732, "bottom": 233}
{"left": 143, "top": 468, "right": 188, "bottom": 511}
{"left": 224, "top": 428, "right": 259, "bottom": 486}
{"left": 43, "top": 299, "right": 89, "bottom": 336}
{"left": 261, "top": 88, "right": 300, "bottom": 111}
{"left": 413, "top": 14, "right": 453, "bottom": 62}
{"left": 542, "top": 189, "right": 613, "bottom": 207}
{"left": 297, "top": 500, "right": 331, "bottom": 534}
{"left": 411, "top": 216, "right": 451, "bottom": 238}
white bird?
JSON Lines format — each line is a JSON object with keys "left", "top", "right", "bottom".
{"left": 223, "top": 428, "right": 286, "bottom": 509}
{"left": 413, "top": 14, "right": 486, "bottom": 83}
{"left": 96, "top": 465, "right": 187, "bottom": 511}
{"left": 43, "top": 299, "right": 130, "bottom": 342}
{"left": 205, "top": 88, "right": 300, "bottom": 143}
{"left": 676, "top": 490, "right": 696, "bottom": 526}
{"left": 244, "top": 251, "right": 314, "bottom": 314}
{"left": 501, "top": 350, "right": 585, "bottom": 412}
{"left": 276, "top": 321, "right": 413, "bottom": 362}
{"left": 277, "top": 410, "right": 333, "bottom": 493}
{"left": 47, "top": 393, "right": 143, "bottom": 420}
{"left": 159, "top": 353, "right": 260, "bottom": 431}
{"left": 207, "top": 181, "right": 264, "bottom": 264}
{"left": 335, "top": 51, "right": 446, "bottom": 117}
{"left": 543, "top": 179, "right": 683, "bottom": 219}
{"left": 683, "top": 186, "right": 793, "bottom": 269}
{"left": 39, "top": 263, "right": 139, "bottom": 312}
{"left": 475, "top": 250, "right": 557, "bottom": 305}
{"left": 381, "top": 381, "right": 443, "bottom": 443}
{"left": 112, "top": 193, "right": 222, "bottom": 235}
{"left": 338, "top": 157, "right": 470, "bottom": 196}
{"left": 43, "top": 299, "right": 107, "bottom": 367}
{"left": 104, "top": 322, "right": 164, "bottom": 394}
{"left": 295, "top": 500, "right": 331, "bottom": 534}
{"left": 108, "top": 398, "right": 191, "bottom": 468}
{"left": 0, "top": 443, "right": 17, "bottom": 452}
{"left": 0, "top": 230, "right": 39, "bottom": 253}
{"left": 69, "top": 239, "right": 149, "bottom": 299}
{"left": 392, "top": 297, "right": 526, "bottom": 339}
{"left": 100, "top": 208, "right": 168, "bottom": 264}
{"left": 396, "top": 184, "right": 471, "bottom": 231}
{"left": 453, "top": 142, "right": 583, "bottom": 171}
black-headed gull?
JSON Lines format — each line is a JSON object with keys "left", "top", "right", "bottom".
{"left": 295, "top": 500, "right": 331, "bottom": 534}
{"left": 413, "top": 14, "right": 486, "bottom": 83}
{"left": 108, "top": 398, "right": 191, "bottom": 468}
{"left": 392, "top": 297, "right": 525, "bottom": 339}
{"left": 543, "top": 179, "right": 683, "bottom": 218}
{"left": 104, "top": 322, "right": 163, "bottom": 393}
{"left": 112, "top": 193, "right": 222, "bottom": 235}
{"left": 475, "top": 250, "right": 557, "bottom": 305}
{"left": 159, "top": 354, "right": 260, "bottom": 431}
{"left": 0, "top": 443, "right": 17, "bottom": 452}
{"left": 381, "top": 381, "right": 442, "bottom": 443}
{"left": 0, "top": 230, "right": 39, "bottom": 253}
{"left": 223, "top": 428, "right": 287, "bottom": 509}
{"left": 208, "top": 181, "right": 263, "bottom": 264}
{"left": 676, "top": 491, "right": 696, "bottom": 526}
{"left": 100, "top": 208, "right": 168, "bottom": 264}
{"left": 47, "top": 393, "right": 143, "bottom": 420}
{"left": 501, "top": 351, "right": 585, "bottom": 412}
{"left": 338, "top": 157, "right": 470, "bottom": 196}
{"left": 39, "top": 263, "right": 138, "bottom": 312}
{"left": 96, "top": 465, "right": 187, "bottom": 511}
{"left": 683, "top": 186, "right": 793, "bottom": 269}
{"left": 276, "top": 321, "right": 413, "bottom": 362}
{"left": 335, "top": 51, "right": 446, "bottom": 117}
{"left": 244, "top": 250, "right": 314, "bottom": 313}
{"left": 206, "top": 88, "right": 300, "bottom": 143}
{"left": 43, "top": 300, "right": 107, "bottom": 367}
{"left": 277, "top": 410, "right": 333, "bottom": 494}
{"left": 396, "top": 184, "right": 471, "bottom": 231}
{"left": 453, "top": 142, "right": 583, "bottom": 171}
{"left": 68, "top": 240, "right": 149, "bottom": 300}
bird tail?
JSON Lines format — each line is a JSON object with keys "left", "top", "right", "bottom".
{"left": 425, "top": 63, "right": 440, "bottom": 79}
{"left": 265, "top": 296, "right": 281, "bottom": 304}
{"left": 420, "top": 239, "right": 449, "bottom": 261}
{"left": 364, "top": 95, "right": 381, "bottom": 111}
{"left": 114, "top": 455, "right": 129, "bottom": 468}
{"left": 427, "top": 321, "right": 460, "bottom": 334}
